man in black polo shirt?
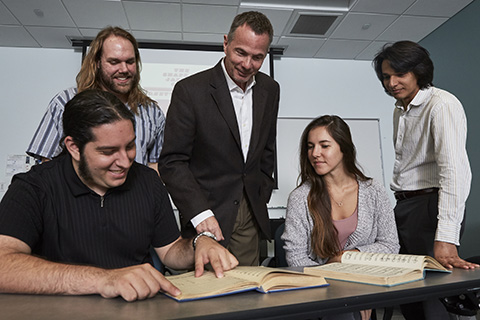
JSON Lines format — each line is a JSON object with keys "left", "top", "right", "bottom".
{"left": 0, "top": 89, "right": 238, "bottom": 302}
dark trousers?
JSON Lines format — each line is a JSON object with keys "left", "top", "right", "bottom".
{"left": 395, "top": 192, "right": 466, "bottom": 320}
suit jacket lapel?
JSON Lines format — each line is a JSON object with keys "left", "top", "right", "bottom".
{"left": 210, "top": 61, "right": 242, "bottom": 151}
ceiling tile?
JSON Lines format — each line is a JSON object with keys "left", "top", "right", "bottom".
{"left": 77, "top": 28, "right": 184, "bottom": 43}
{"left": 350, "top": 0, "right": 415, "bottom": 15}
{"left": 237, "top": 7, "right": 293, "bottom": 36}
{"left": 330, "top": 13, "right": 398, "bottom": 40}
{"left": 277, "top": 36, "right": 325, "bottom": 58}
{"left": 355, "top": 40, "right": 388, "bottom": 60}
{"left": 0, "top": 0, "right": 475, "bottom": 60}
{"left": 62, "top": 0, "right": 129, "bottom": 29}
{"left": 377, "top": 16, "right": 448, "bottom": 42}
{"left": 184, "top": 0, "right": 240, "bottom": 5}
{"left": 25, "top": 26, "right": 81, "bottom": 48}
{"left": 0, "top": 25, "right": 39, "bottom": 47}
{"left": 183, "top": 32, "right": 224, "bottom": 44}
{"left": 126, "top": 0, "right": 180, "bottom": 2}
{"left": 78, "top": 28, "right": 103, "bottom": 38}
{"left": 124, "top": 2, "right": 181, "bottom": 32}
{"left": 2, "top": 0, "right": 75, "bottom": 27}
{"left": 0, "top": 1, "right": 19, "bottom": 25}
{"left": 182, "top": 4, "right": 237, "bottom": 33}
{"left": 315, "top": 39, "right": 370, "bottom": 59}
{"left": 132, "top": 30, "right": 182, "bottom": 42}
{"left": 240, "top": 0, "right": 350, "bottom": 11}
{"left": 405, "top": 0, "right": 474, "bottom": 17}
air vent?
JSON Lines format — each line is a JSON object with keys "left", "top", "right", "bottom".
{"left": 291, "top": 14, "right": 338, "bottom": 36}
{"left": 285, "top": 11, "right": 344, "bottom": 38}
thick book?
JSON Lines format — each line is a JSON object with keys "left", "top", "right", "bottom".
{"left": 304, "top": 251, "right": 451, "bottom": 287}
{"left": 163, "top": 266, "right": 329, "bottom": 301}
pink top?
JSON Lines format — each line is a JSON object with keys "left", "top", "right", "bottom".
{"left": 333, "top": 207, "right": 358, "bottom": 249}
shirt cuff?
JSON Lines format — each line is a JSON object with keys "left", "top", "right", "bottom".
{"left": 435, "top": 220, "right": 461, "bottom": 246}
{"left": 190, "top": 210, "right": 214, "bottom": 228}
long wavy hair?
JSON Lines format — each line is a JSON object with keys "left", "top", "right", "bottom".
{"left": 75, "top": 26, "right": 156, "bottom": 114}
{"left": 298, "top": 115, "right": 369, "bottom": 258}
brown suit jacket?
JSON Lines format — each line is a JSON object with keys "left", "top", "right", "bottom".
{"left": 159, "top": 60, "right": 280, "bottom": 245}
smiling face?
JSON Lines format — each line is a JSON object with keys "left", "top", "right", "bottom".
{"left": 381, "top": 60, "right": 420, "bottom": 108}
{"left": 73, "top": 119, "right": 136, "bottom": 196}
{"left": 97, "top": 35, "right": 137, "bottom": 103}
{"left": 223, "top": 23, "right": 270, "bottom": 91}
{"left": 307, "top": 126, "right": 345, "bottom": 177}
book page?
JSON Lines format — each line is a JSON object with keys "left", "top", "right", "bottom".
{"left": 228, "top": 266, "right": 327, "bottom": 292}
{"left": 165, "top": 270, "right": 256, "bottom": 299}
{"left": 226, "top": 266, "right": 295, "bottom": 282}
{"left": 316, "top": 262, "right": 413, "bottom": 277}
{"left": 424, "top": 256, "right": 448, "bottom": 271}
{"left": 341, "top": 252, "right": 426, "bottom": 270}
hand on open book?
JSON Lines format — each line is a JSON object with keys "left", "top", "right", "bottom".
{"left": 194, "top": 236, "right": 238, "bottom": 278}
{"left": 195, "top": 216, "right": 225, "bottom": 241}
{"left": 434, "top": 241, "right": 479, "bottom": 269}
{"left": 98, "top": 263, "right": 180, "bottom": 302}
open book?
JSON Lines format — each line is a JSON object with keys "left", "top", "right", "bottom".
{"left": 164, "top": 266, "right": 328, "bottom": 301}
{"left": 304, "top": 251, "right": 450, "bottom": 287}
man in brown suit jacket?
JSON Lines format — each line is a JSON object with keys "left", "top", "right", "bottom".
{"left": 159, "top": 11, "right": 280, "bottom": 266}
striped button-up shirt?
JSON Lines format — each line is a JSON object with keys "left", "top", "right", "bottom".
{"left": 27, "top": 87, "right": 165, "bottom": 165}
{"left": 391, "top": 86, "right": 471, "bottom": 245}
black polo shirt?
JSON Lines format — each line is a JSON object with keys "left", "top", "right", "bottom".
{"left": 0, "top": 154, "right": 179, "bottom": 269}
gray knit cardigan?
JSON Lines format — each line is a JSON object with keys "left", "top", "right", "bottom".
{"left": 281, "top": 179, "right": 400, "bottom": 267}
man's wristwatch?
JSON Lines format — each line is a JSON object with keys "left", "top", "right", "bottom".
{"left": 192, "top": 231, "right": 217, "bottom": 250}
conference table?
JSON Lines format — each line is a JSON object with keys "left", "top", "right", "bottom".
{"left": 2, "top": 268, "right": 480, "bottom": 320}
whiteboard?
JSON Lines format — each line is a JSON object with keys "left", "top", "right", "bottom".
{"left": 268, "top": 117, "right": 385, "bottom": 208}
{"left": 139, "top": 48, "right": 270, "bottom": 116}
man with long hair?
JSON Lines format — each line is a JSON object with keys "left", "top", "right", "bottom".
{"left": 27, "top": 26, "right": 164, "bottom": 172}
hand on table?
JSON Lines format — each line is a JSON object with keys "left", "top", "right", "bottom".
{"left": 434, "top": 241, "right": 479, "bottom": 269}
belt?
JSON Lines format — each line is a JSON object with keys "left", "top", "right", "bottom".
{"left": 394, "top": 188, "right": 439, "bottom": 201}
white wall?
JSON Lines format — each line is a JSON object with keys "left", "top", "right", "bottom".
{"left": 269, "top": 57, "right": 396, "bottom": 218}
{"left": 0, "top": 47, "right": 81, "bottom": 196}
{"left": 0, "top": 47, "right": 397, "bottom": 212}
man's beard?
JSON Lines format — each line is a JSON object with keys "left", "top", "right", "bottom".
{"left": 78, "top": 152, "right": 94, "bottom": 185}
{"left": 97, "top": 65, "right": 135, "bottom": 97}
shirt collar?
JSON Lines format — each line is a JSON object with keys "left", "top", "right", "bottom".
{"left": 221, "top": 58, "right": 256, "bottom": 92}
{"left": 62, "top": 153, "right": 132, "bottom": 197}
{"left": 395, "top": 86, "right": 433, "bottom": 111}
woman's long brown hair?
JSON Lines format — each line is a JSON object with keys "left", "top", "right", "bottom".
{"left": 298, "top": 115, "right": 369, "bottom": 258}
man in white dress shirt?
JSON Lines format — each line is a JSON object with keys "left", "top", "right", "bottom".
{"left": 159, "top": 11, "right": 280, "bottom": 266}
{"left": 373, "top": 40, "right": 478, "bottom": 320}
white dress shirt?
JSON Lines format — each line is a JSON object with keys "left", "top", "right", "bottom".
{"left": 391, "top": 86, "right": 471, "bottom": 245}
{"left": 191, "top": 59, "right": 256, "bottom": 228}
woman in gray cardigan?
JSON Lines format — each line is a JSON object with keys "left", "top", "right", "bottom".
{"left": 282, "top": 115, "right": 399, "bottom": 320}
